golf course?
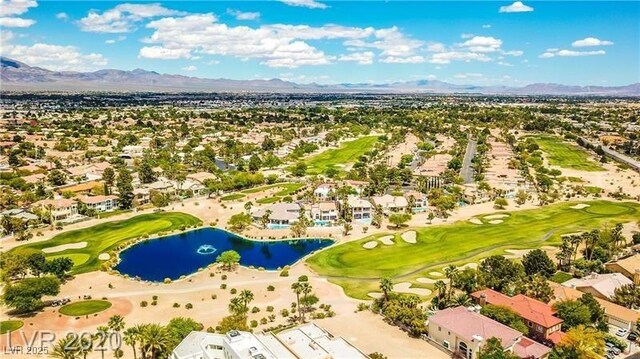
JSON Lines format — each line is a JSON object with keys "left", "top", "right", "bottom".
{"left": 307, "top": 200, "right": 640, "bottom": 299}
{"left": 59, "top": 300, "right": 112, "bottom": 316}
{"left": 11, "top": 212, "right": 202, "bottom": 275}
{"left": 303, "top": 136, "right": 379, "bottom": 174}
{"left": 532, "top": 135, "right": 605, "bottom": 171}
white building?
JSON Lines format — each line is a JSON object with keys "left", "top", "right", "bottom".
{"left": 171, "top": 323, "right": 367, "bottom": 359}
{"left": 79, "top": 195, "right": 119, "bottom": 212}
{"left": 346, "top": 196, "right": 373, "bottom": 223}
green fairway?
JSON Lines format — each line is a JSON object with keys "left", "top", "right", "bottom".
{"left": 12, "top": 212, "right": 201, "bottom": 274}
{"left": 59, "top": 300, "right": 112, "bottom": 316}
{"left": 307, "top": 200, "right": 640, "bottom": 299}
{"left": 242, "top": 182, "right": 305, "bottom": 204}
{"left": 0, "top": 320, "right": 23, "bottom": 334}
{"left": 256, "top": 196, "right": 282, "bottom": 204}
{"left": 532, "top": 136, "right": 605, "bottom": 171}
{"left": 221, "top": 193, "right": 246, "bottom": 201}
{"left": 303, "top": 136, "right": 378, "bottom": 174}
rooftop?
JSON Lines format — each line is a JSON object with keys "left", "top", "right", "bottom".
{"left": 471, "top": 289, "right": 563, "bottom": 328}
{"left": 563, "top": 272, "right": 633, "bottom": 299}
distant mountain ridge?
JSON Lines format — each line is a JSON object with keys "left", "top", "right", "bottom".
{"left": 2, "top": 57, "right": 639, "bottom": 96}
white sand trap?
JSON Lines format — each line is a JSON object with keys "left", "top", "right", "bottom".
{"left": 488, "top": 220, "right": 503, "bottom": 225}
{"left": 484, "top": 214, "right": 509, "bottom": 220}
{"left": 98, "top": 253, "right": 110, "bottom": 260}
{"left": 570, "top": 204, "right": 590, "bottom": 209}
{"left": 461, "top": 263, "right": 478, "bottom": 269}
{"left": 416, "top": 277, "right": 450, "bottom": 284}
{"left": 504, "top": 249, "right": 532, "bottom": 259}
{"left": 42, "top": 242, "right": 87, "bottom": 253}
{"left": 561, "top": 232, "right": 584, "bottom": 237}
{"left": 379, "top": 235, "right": 395, "bottom": 245}
{"left": 401, "top": 231, "right": 417, "bottom": 244}
{"left": 368, "top": 292, "right": 383, "bottom": 299}
{"left": 429, "top": 272, "right": 443, "bottom": 277}
{"left": 393, "top": 282, "right": 432, "bottom": 296}
{"left": 363, "top": 241, "right": 378, "bottom": 249}
{"left": 469, "top": 218, "right": 483, "bottom": 225}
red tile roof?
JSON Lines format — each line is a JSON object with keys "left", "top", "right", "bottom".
{"left": 471, "top": 289, "right": 563, "bottom": 328}
{"left": 547, "top": 331, "right": 566, "bottom": 345}
{"left": 513, "top": 337, "right": 551, "bottom": 358}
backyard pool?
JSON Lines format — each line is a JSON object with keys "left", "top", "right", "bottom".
{"left": 115, "top": 227, "right": 333, "bottom": 281}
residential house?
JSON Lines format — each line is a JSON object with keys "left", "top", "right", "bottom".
{"left": 32, "top": 198, "right": 78, "bottom": 222}
{"left": 605, "top": 254, "right": 640, "bottom": 284}
{"left": 21, "top": 173, "right": 46, "bottom": 185}
{"left": 405, "top": 191, "right": 428, "bottom": 213}
{"left": 171, "top": 323, "right": 367, "bottom": 359}
{"left": 186, "top": 171, "right": 217, "bottom": 185}
{"left": 428, "top": 306, "right": 551, "bottom": 359}
{"left": 471, "top": 289, "right": 564, "bottom": 345}
{"left": 346, "top": 196, "right": 373, "bottom": 224}
{"left": 313, "top": 183, "right": 336, "bottom": 200}
{"left": 0, "top": 208, "right": 38, "bottom": 224}
{"left": 340, "top": 180, "right": 368, "bottom": 195}
{"left": 370, "top": 194, "right": 408, "bottom": 214}
{"left": 549, "top": 282, "right": 639, "bottom": 331}
{"left": 562, "top": 273, "right": 633, "bottom": 300}
{"left": 251, "top": 203, "right": 305, "bottom": 229}
{"left": 179, "top": 179, "right": 208, "bottom": 197}
{"left": 310, "top": 202, "right": 338, "bottom": 225}
{"left": 79, "top": 195, "right": 119, "bottom": 213}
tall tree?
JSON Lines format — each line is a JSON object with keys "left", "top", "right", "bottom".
{"left": 116, "top": 167, "right": 134, "bottom": 209}
{"left": 521, "top": 249, "right": 556, "bottom": 278}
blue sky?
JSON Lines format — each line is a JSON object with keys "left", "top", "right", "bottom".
{"left": 1, "top": 1, "right": 638, "bottom": 86}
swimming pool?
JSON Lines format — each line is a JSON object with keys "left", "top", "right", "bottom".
{"left": 114, "top": 227, "right": 333, "bottom": 281}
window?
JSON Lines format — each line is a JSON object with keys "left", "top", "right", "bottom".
{"left": 438, "top": 327, "right": 441, "bottom": 332}
{"left": 443, "top": 340, "right": 449, "bottom": 349}
{"left": 459, "top": 342, "right": 470, "bottom": 358}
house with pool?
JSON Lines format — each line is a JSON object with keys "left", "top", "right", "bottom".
{"left": 371, "top": 194, "right": 408, "bottom": 214}
{"left": 346, "top": 196, "right": 373, "bottom": 224}
{"left": 310, "top": 202, "right": 339, "bottom": 226}
{"left": 251, "top": 202, "right": 306, "bottom": 229}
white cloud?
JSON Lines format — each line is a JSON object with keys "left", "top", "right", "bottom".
{"left": 0, "top": 17, "right": 34, "bottom": 27}
{"left": 429, "top": 51, "right": 492, "bottom": 64}
{"left": 140, "top": 14, "right": 405, "bottom": 68}
{"left": 454, "top": 72, "right": 483, "bottom": 79}
{"left": 460, "top": 36, "right": 502, "bottom": 53}
{"left": 181, "top": 65, "right": 197, "bottom": 71}
{"left": 497, "top": 61, "right": 513, "bottom": 66}
{"left": 56, "top": 12, "right": 68, "bottom": 21}
{"left": 0, "top": 0, "right": 37, "bottom": 16}
{"left": 344, "top": 26, "right": 424, "bottom": 63}
{"left": 338, "top": 51, "right": 374, "bottom": 65}
{"left": 105, "top": 35, "right": 126, "bottom": 44}
{"left": 482, "top": 24, "right": 491, "bottom": 29}
{"left": 572, "top": 37, "right": 614, "bottom": 47}
{"left": 502, "top": 50, "right": 523, "bottom": 56}
{"left": 226, "top": 9, "right": 260, "bottom": 20}
{"left": 279, "top": 0, "right": 327, "bottom": 9}
{"left": 1, "top": 43, "right": 107, "bottom": 71}
{"left": 499, "top": 1, "right": 534, "bottom": 13}
{"left": 539, "top": 49, "right": 606, "bottom": 58}
{"left": 380, "top": 55, "right": 425, "bottom": 64}
{"left": 77, "top": 3, "right": 185, "bottom": 33}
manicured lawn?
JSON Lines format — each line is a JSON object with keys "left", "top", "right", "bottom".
{"left": 0, "top": 320, "right": 23, "bottom": 334}
{"left": 256, "top": 196, "right": 282, "bottom": 204}
{"left": 59, "top": 300, "right": 112, "bottom": 316}
{"left": 221, "top": 193, "right": 246, "bottom": 201}
{"left": 532, "top": 136, "right": 605, "bottom": 171}
{"left": 303, "top": 136, "right": 379, "bottom": 174}
{"left": 97, "top": 209, "right": 133, "bottom": 219}
{"left": 12, "top": 212, "right": 202, "bottom": 274}
{"left": 550, "top": 271, "right": 574, "bottom": 283}
{"left": 242, "top": 183, "right": 305, "bottom": 204}
{"left": 307, "top": 200, "right": 640, "bottom": 298}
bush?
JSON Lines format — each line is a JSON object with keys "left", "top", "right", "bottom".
{"left": 163, "top": 278, "right": 172, "bottom": 284}
{"left": 152, "top": 295, "right": 158, "bottom": 300}
{"left": 251, "top": 307, "right": 260, "bottom": 313}
{"left": 266, "top": 306, "right": 274, "bottom": 312}
{"left": 221, "top": 275, "right": 228, "bottom": 280}
{"left": 250, "top": 320, "right": 258, "bottom": 328}
{"left": 220, "top": 284, "right": 227, "bottom": 289}
{"left": 185, "top": 303, "right": 193, "bottom": 309}
{"left": 211, "top": 294, "right": 217, "bottom": 300}
{"left": 280, "top": 309, "right": 290, "bottom": 317}
{"left": 173, "top": 303, "right": 180, "bottom": 308}
{"left": 140, "top": 301, "right": 148, "bottom": 307}
{"left": 357, "top": 303, "right": 369, "bottom": 312}
{"left": 260, "top": 318, "right": 268, "bottom": 325}
{"left": 279, "top": 269, "right": 289, "bottom": 277}
{"left": 151, "top": 301, "right": 157, "bottom": 306}
{"left": 230, "top": 288, "right": 237, "bottom": 294}
{"left": 267, "top": 285, "right": 275, "bottom": 291}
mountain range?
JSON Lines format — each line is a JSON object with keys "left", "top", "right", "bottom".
{"left": 2, "top": 57, "right": 639, "bottom": 96}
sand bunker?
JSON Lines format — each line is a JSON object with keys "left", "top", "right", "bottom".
{"left": 42, "top": 242, "right": 87, "bottom": 253}
{"left": 379, "top": 235, "right": 395, "bottom": 245}
{"left": 469, "top": 218, "right": 483, "bottom": 225}
{"left": 416, "top": 277, "right": 450, "bottom": 284}
{"left": 368, "top": 292, "right": 383, "bottom": 299}
{"left": 461, "top": 263, "right": 478, "bottom": 269}
{"left": 488, "top": 220, "right": 503, "bottom": 224}
{"left": 570, "top": 204, "right": 590, "bottom": 209}
{"left": 363, "top": 241, "right": 379, "bottom": 249}
{"left": 401, "top": 231, "right": 417, "bottom": 244}
{"left": 504, "top": 249, "right": 532, "bottom": 259}
{"left": 429, "top": 272, "right": 443, "bottom": 277}
{"left": 98, "top": 253, "right": 110, "bottom": 260}
{"left": 484, "top": 214, "right": 509, "bottom": 220}
{"left": 393, "top": 282, "right": 432, "bottom": 296}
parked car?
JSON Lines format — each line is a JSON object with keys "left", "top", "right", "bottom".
{"left": 628, "top": 332, "right": 638, "bottom": 341}
{"left": 616, "top": 328, "right": 629, "bottom": 337}
{"left": 606, "top": 352, "right": 616, "bottom": 359}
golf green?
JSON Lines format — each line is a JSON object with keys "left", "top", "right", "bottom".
{"left": 12, "top": 212, "right": 202, "bottom": 274}
{"left": 307, "top": 200, "right": 639, "bottom": 298}
{"left": 59, "top": 300, "right": 112, "bottom": 316}
{"left": 532, "top": 136, "right": 605, "bottom": 171}
{"left": 303, "top": 136, "right": 378, "bottom": 174}
{"left": 0, "top": 320, "right": 23, "bottom": 334}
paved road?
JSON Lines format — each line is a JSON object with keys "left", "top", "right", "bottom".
{"left": 461, "top": 139, "right": 477, "bottom": 184}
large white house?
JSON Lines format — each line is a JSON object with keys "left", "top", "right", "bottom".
{"left": 79, "top": 195, "right": 119, "bottom": 212}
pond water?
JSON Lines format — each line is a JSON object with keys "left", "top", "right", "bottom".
{"left": 114, "top": 227, "right": 332, "bottom": 281}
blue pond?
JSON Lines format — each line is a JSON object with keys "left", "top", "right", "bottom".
{"left": 115, "top": 227, "right": 333, "bottom": 281}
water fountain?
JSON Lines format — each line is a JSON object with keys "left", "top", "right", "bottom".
{"left": 196, "top": 244, "right": 217, "bottom": 255}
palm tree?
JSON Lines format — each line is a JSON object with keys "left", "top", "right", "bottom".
{"left": 379, "top": 278, "right": 393, "bottom": 302}
{"left": 239, "top": 289, "right": 254, "bottom": 312}
{"left": 50, "top": 336, "right": 79, "bottom": 359}
{"left": 123, "top": 326, "right": 142, "bottom": 359}
{"left": 228, "top": 297, "right": 247, "bottom": 316}
{"left": 94, "top": 325, "right": 109, "bottom": 359}
{"left": 451, "top": 293, "right": 472, "bottom": 307}
{"left": 291, "top": 281, "right": 310, "bottom": 323}
{"left": 244, "top": 201, "right": 253, "bottom": 214}
{"left": 434, "top": 280, "right": 446, "bottom": 299}
{"left": 444, "top": 264, "right": 458, "bottom": 303}
{"left": 77, "top": 337, "right": 92, "bottom": 359}
{"left": 108, "top": 315, "right": 126, "bottom": 333}
{"left": 139, "top": 324, "right": 170, "bottom": 359}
